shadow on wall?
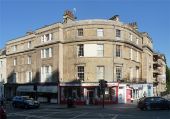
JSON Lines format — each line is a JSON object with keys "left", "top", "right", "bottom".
{"left": 5, "top": 69, "right": 60, "bottom": 97}
{"left": 7, "top": 71, "right": 15, "bottom": 83}
{"left": 62, "top": 79, "right": 83, "bottom": 100}
{"left": 6, "top": 69, "right": 60, "bottom": 83}
{"left": 31, "top": 69, "right": 60, "bottom": 83}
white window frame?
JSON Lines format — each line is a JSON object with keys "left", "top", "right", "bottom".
{"left": 41, "top": 65, "right": 52, "bottom": 82}
{"left": 96, "top": 66, "right": 104, "bottom": 81}
{"left": 136, "top": 38, "right": 139, "bottom": 45}
{"left": 116, "top": 45, "right": 121, "bottom": 57}
{"left": 27, "top": 56, "right": 31, "bottom": 64}
{"left": 116, "top": 29, "right": 121, "bottom": 38}
{"left": 130, "top": 34, "right": 133, "bottom": 41}
{"left": 78, "top": 28, "right": 83, "bottom": 36}
{"left": 97, "top": 44, "right": 104, "bottom": 57}
{"left": 13, "top": 45, "right": 17, "bottom": 52}
{"left": 77, "top": 65, "right": 84, "bottom": 81}
{"left": 41, "top": 33, "right": 52, "bottom": 43}
{"left": 115, "top": 66, "right": 122, "bottom": 81}
{"left": 136, "top": 67, "right": 139, "bottom": 81}
{"left": 97, "top": 28, "right": 104, "bottom": 37}
{"left": 130, "top": 67, "right": 133, "bottom": 81}
{"left": 136, "top": 51, "right": 139, "bottom": 62}
{"left": 14, "top": 58, "right": 17, "bottom": 66}
{"left": 130, "top": 48, "right": 133, "bottom": 60}
{"left": 26, "top": 71, "right": 32, "bottom": 82}
{"left": 28, "top": 41, "right": 31, "bottom": 48}
{"left": 77, "top": 44, "right": 84, "bottom": 57}
{"left": 41, "top": 48, "right": 52, "bottom": 58}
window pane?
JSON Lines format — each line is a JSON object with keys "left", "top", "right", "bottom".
{"left": 45, "top": 34, "right": 50, "bottom": 41}
{"left": 28, "top": 41, "right": 31, "bottom": 48}
{"left": 97, "top": 29, "right": 103, "bottom": 37}
{"left": 78, "top": 29, "right": 83, "bottom": 36}
{"left": 77, "top": 66, "right": 84, "bottom": 81}
{"left": 46, "top": 48, "right": 49, "bottom": 58}
{"left": 116, "top": 45, "right": 121, "bottom": 57}
{"left": 116, "top": 29, "right": 121, "bottom": 37}
{"left": 116, "top": 67, "right": 122, "bottom": 81}
{"left": 77, "top": 44, "right": 84, "bottom": 56}
{"left": 97, "top": 66, "right": 104, "bottom": 80}
{"left": 97, "top": 44, "right": 104, "bottom": 57}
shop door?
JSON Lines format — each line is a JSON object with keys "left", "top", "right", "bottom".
{"left": 111, "top": 87, "right": 118, "bottom": 103}
{"left": 118, "top": 87, "right": 125, "bottom": 103}
{"left": 87, "top": 91, "right": 94, "bottom": 105}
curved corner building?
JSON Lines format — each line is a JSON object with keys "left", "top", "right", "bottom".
{"left": 5, "top": 11, "right": 161, "bottom": 104}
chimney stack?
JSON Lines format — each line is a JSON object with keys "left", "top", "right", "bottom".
{"left": 109, "top": 15, "right": 120, "bottom": 21}
{"left": 63, "top": 10, "right": 75, "bottom": 23}
{"left": 128, "top": 22, "right": 138, "bottom": 30}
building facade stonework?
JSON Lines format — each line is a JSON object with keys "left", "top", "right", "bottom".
{"left": 0, "top": 49, "right": 6, "bottom": 99}
{"left": 3, "top": 11, "right": 165, "bottom": 104}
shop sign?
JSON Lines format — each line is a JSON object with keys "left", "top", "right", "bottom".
{"left": 17, "top": 86, "right": 34, "bottom": 92}
{"left": 37, "top": 86, "right": 57, "bottom": 93}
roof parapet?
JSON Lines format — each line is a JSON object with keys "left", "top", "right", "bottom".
{"left": 26, "top": 31, "right": 34, "bottom": 35}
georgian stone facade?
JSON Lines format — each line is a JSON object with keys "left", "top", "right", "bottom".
{"left": 153, "top": 53, "right": 166, "bottom": 96}
{"left": 4, "top": 11, "right": 162, "bottom": 104}
{"left": 0, "top": 49, "right": 6, "bottom": 98}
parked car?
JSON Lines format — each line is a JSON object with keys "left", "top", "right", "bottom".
{"left": 0, "top": 105, "right": 7, "bottom": 119}
{"left": 12, "top": 96, "right": 40, "bottom": 109}
{"left": 137, "top": 96, "right": 170, "bottom": 110}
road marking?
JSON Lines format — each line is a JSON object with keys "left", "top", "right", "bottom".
{"left": 112, "top": 114, "right": 119, "bottom": 119}
{"left": 69, "top": 112, "right": 89, "bottom": 119}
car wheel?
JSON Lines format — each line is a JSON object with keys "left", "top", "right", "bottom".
{"left": 146, "top": 105, "right": 151, "bottom": 110}
{"left": 24, "top": 105, "right": 29, "bottom": 109}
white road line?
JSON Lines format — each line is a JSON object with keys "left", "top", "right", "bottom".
{"left": 69, "top": 112, "right": 89, "bottom": 119}
{"left": 112, "top": 114, "right": 119, "bottom": 119}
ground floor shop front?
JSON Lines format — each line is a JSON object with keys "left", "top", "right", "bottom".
{"left": 59, "top": 82, "right": 137, "bottom": 105}
{"left": 130, "top": 83, "right": 154, "bottom": 102}
{"left": 60, "top": 82, "right": 119, "bottom": 105}
{"left": 4, "top": 83, "right": 58, "bottom": 103}
{"left": 4, "top": 82, "right": 154, "bottom": 105}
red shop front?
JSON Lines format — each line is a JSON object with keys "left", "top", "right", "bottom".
{"left": 59, "top": 82, "right": 119, "bottom": 105}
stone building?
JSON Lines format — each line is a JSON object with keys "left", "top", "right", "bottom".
{"left": 4, "top": 10, "right": 159, "bottom": 104}
{"left": 0, "top": 49, "right": 6, "bottom": 99}
{"left": 153, "top": 53, "right": 166, "bottom": 96}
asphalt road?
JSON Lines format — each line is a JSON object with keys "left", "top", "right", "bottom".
{"left": 6, "top": 103, "right": 170, "bottom": 119}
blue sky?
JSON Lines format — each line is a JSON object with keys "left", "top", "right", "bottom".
{"left": 0, "top": 0, "right": 170, "bottom": 66}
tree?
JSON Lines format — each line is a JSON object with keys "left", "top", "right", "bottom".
{"left": 166, "top": 65, "right": 170, "bottom": 91}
